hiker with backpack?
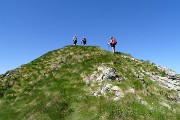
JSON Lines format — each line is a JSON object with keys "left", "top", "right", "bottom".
{"left": 109, "top": 37, "right": 117, "bottom": 53}
{"left": 73, "top": 35, "right": 77, "bottom": 45}
{"left": 81, "top": 37, "right": 86, "bottom": 45}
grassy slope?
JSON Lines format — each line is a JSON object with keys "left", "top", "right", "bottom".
{"left": 0, "top": 46, "right": 180, "bottom": 120}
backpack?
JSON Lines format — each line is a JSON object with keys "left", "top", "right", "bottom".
{"left": 111, "top": 38, "right": 117, "bottom": 45}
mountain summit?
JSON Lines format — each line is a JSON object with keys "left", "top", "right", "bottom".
{"left": 0, "top": 46, "right": 180, "bottom": 120}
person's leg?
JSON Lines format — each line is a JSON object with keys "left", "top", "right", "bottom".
{"left": 112, "top": 46, "right": 115, "bottom": 53}
{"left": 111, "top": 47, "right": 114, "bottom": 53}
{"left": 111, "top": 47, "right": 113, "bottom": 52}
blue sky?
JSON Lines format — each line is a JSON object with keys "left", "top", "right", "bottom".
{"left": 0, "top": 0, "right": 180, "bottom": 74}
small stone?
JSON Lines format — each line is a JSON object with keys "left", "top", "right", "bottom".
{"left": 160, "top": 102, "right": 172, "bottom": 110}
{"left": 105, "top": 84, "right": 112, "bottom": 88}
{"left": 126, "top": 88, "right": 135, "bottom": 94}
{"left": 115, "top": 91, "right": 124, "bottom": 97}
{"left": 111, "top": 86, "right": 120, "bottom": 91}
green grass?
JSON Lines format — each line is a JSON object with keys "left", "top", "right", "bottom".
{"left": 0, "top": 46, "right": 180, "bottom": 120}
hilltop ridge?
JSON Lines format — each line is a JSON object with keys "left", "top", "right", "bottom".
{"left": 0, "top": 46, "right": 180, "bottom": 120}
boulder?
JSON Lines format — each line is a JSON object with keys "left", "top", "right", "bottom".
{"left": 97, "top": 65, "right": 119, "bottom": 82}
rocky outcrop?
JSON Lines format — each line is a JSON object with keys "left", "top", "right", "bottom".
{"left": 82, "top": 63, "right": 180, "bottom": 102}
{"left": 92, "top": 83, "right": 136, "bottom": 101}
{"left": 92, "top": 84, "right": 125, "bottom": 101}
{"left": 145, "top": 72, "right": 180, "bottom": 91}
{"left": 144, "top": 66, "right": 180, "bottom": 102}
{"left": 156, "top": 65, "right": 176, "bottom": 77}
{"left": 82, "top": 64, "right": 126, "bottom": 100}
{"left": 84, "top": 64, "right": 123, "bottom": 84}
{"left": 96, "top": 65, "right": 120, "bottom": 82}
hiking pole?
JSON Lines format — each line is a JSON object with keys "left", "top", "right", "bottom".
{"left": 107, "top": 43, "right": 110, "bottom": 52}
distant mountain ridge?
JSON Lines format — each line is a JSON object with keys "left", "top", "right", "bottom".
{"left": 0, "top": 46, "right": 180, "bottom": 120}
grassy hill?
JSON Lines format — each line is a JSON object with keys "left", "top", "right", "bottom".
{"left": 0, "top": 46, "right": 180, "bottom": 120}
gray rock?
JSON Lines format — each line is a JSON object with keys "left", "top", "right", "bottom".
{"left": 160, "top": 102, "right": 172, "bottom": 110}
{"left": 105, "top": 83, "right": 113, "bottom": 88}
{"left": 113, "top": 91, "right": 124, "bottom": 101}
{"left": 96, "top": 65, "right": 120, "bottom": 82}
{"left": 111, "top": 86, "right": 120, "bottom": 91}
{"left": 105, "top": 84, "right": 113, "bottom": 91}
{"left": 126, "top": 88, "right": 135, "bottom": 94}
{"left": 140, "top": 100, "right": 149, "bottom": 106}
{"left": 100, "top": 88, "right": 106, "bottom": 96}
{"left": 145, "top": 72, "right": 180, "bottom": 92}
{"left": 115, "top": 91, "right": 124, "bottom": 97}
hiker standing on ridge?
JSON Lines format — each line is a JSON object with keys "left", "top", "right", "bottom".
{"left": 81, "top": 37, "right": 86, "bottom": 45}
{"left": 73, "top": 35, "right": 77, "bottom": 45}
{"left": 109, "top": 37, "right": 117, "bottom": 53}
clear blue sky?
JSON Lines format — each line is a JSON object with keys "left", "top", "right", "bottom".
{"left": 0, "top": 0, "right": 180, "bottom": 74}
